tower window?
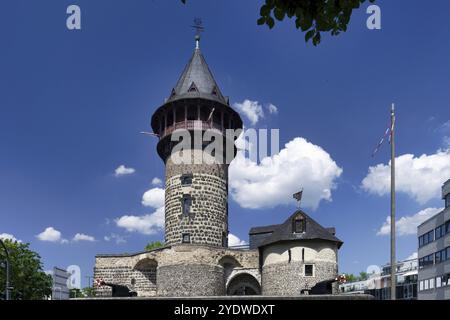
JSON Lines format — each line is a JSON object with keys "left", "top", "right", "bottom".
{"left": 293, "top": 215, "right": 305, "bottom": 234}
{"left": 181, "top": 174, "right": 193, "bottom": 185}
{"left": 182, "top": 233, "right": 191, "bottom": 243}
{"left": 304, "top": 264, "right": 314, "bottom": 277}
{"left": 182, "top": 195, "right": 192, "bottom": 216}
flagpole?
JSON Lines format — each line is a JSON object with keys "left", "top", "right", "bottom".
{"left": 390, "top": 103, "right": 396, "bottom": 300}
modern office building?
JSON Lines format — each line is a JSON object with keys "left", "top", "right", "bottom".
{"left": 417, "top": 179, "right": 450, "bottom": 300}
{"left": 339, "top": 257, "right": 418, "bottom": 300}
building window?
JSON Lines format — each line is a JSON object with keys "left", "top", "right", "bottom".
{"left": 419, "top": 281, "right": 424, "bottom": 291}
{"left": 293, "top": 215, "right": 305, "bottom": 233}
{"left": 435, "top": 249, "right": 447, "bottom": 264}
{"left": 436, "top": 225, "right": 444, "bottom": 240}
{"left": 180, "top": 174, "right": 193, "bottom": 185}
{"left": 446, "top": 220, "right": 450, "bottom": 234}
{"left": 446, "top": 193, "right": 450, "bottom": 208}
{"left": 429, "top": 278, "right": 435, "bottom": 289}
{"left": 304, "top": 264, "right": 314, "bottom": 277}
{"left": 182, "top": 233, "right": 191, "bottom": 243}
{"left": 182, "top": 195, "right": 192, "bottom": 216}
{"left": 419, "top": 254, "right": 434, "bottom": 269}
{"left": 437, "top": 276, "right": 442, "bottom": 288}
{"left": 418, "top": 230, "right": 434, "bottom": 247}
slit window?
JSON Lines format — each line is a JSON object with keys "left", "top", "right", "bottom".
{"left": 182, "top": 195, "right": 192, "bottom": 216}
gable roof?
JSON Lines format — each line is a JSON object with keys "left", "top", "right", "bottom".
{"left": 251, "top": 210, "right": 343, "bottom": 249}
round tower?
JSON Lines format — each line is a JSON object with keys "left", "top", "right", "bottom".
{"left": 150, "top": 37, "right": 242, "bottom": 247}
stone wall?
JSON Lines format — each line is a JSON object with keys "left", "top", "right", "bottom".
{"left": 94, "top": 245, "right": 260, "bottom": 297}
{"left": 262, "top": 261, "right": 337, "bottom": 296}
{"left": 157, "top": 264, "right": 225, "bottom": 296}
{"left": 261, "top": 241, "right": 339, "bottom": 296}
{"left": 165, "top": 150, "right": 229, "bottom": 246}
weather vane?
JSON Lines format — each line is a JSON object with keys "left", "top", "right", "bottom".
{"left": 191, "top": 18, "right": 204, "bottom": 49}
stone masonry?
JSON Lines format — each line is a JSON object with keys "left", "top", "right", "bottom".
{"left": 164, "top": 150, "right": 228, "bottom": 247}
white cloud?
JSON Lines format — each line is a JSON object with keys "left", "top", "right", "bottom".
{"left": 405, "top": 252, "right": 418, "bottom": 260}
{"left": 233, "top": 100, "right": 264, "bottom": 125}
{"left": 229, "top": 137, "right": 343, "bottom": 210}
{"left": 142, "top": 187, "right": 165, "bottom": 208}
{"left": 377, "top": 207, "right": 443, "bottom": 236}
{"left": 72, "top": 233, "right": 95, "bottom": 242}
{"left": 151, "top": 177, "right": 163, "bottom": 186}
{"left": 362, "top": 150, "right": 450, "bottom": 204}
{"left": 104, "top": 233, "right": 127, "bottom": 244}
{"left": 228, "top": 233, "right": 247, "bottom": 246}
{"left": 267, "top": 103, "right": 278, "bottom": 114}
{"left": 37, "top": 227, "right": 65, "bottom": 243}
{"left": 443, "top": 136, "right": 450, "bottom": 149}
{"left": 116, "top": 187, "right": 165, "bottom": 235}
{"left": 114, "top": 165, "right": 135, "bottom": 177}
{"left": 0, "top": 233, "right": 21, "bottom": 243}
{"left": 116, "top": 207, "right": 165, "bottom": 235}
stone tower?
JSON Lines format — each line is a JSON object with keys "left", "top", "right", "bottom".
{"left": 150, "top": 36, "right": 242, "bottom": 247}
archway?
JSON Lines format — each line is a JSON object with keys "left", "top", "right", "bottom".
{"left": 226, "top": 273, "right": 261, "bottom": 296}
{"left": 218, "top": 256, "right": 242, "bottom": 285}
{"left": 132, "top": 258, "right": 158, "bottom": 296}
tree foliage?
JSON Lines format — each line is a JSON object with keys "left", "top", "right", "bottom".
{"left": 345, "top": 271, "right": 371, "bottom": 283}
{"left": 145, "top": 241, "right": 164, "bottom": 251}
{"left": 69, "top": 287, "right": 95, "bottom": 298}
{"left": 0, "top": 240, "right": 52, "bottom": 300}
{"left": 181, "top": 0, "right": 376, "bottom": 46}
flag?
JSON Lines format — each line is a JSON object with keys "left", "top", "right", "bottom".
{"left": 372, "top": 126, "right": 391, "bottom": 157}
{"left": 293, "top": 190, "right": 303, "bottom": 202}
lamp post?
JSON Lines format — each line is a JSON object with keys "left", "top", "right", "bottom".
{"left": 0, "top": 239, "right": 11, "bottom": 300}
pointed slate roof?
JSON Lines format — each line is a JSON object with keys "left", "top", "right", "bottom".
{"left": 249, "top": 210, "right": 343, "bottom": 249}
{"left": 167, "top": 47, "right": 227, "bottom": 104}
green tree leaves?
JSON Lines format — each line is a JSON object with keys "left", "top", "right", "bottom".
{"left": 145, "top": 241, "right": 164, "bottom": 251}
{"left": 181, "top": 0, "right": 376, "bottom": 46}
{"left": 256, "top": 0, "right": 376, "bottom": 46}
{"left": 0, "top": 240, "right": 52, "bottom": 300}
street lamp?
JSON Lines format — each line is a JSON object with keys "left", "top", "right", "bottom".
{"left": 0, "top": 239, "right": 11, "bottom": 300}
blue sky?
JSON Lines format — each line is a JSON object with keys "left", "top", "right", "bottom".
{"left": 1, "top": 0, "right": 450, "bottom": 285}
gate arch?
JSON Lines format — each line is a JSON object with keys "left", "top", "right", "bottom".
{"left": 226, "top": 273, "right": 261, "bottom": 295}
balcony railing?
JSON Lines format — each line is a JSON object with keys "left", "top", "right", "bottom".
{"left": 161, "top": 120, "right": 224, "bottom": 139}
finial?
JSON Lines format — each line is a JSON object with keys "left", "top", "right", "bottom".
{"left": 195, "top": 34, "right": 200, "bottom": 50}
{"left": 191, "top": 18, "right": 204, "bottom": 50}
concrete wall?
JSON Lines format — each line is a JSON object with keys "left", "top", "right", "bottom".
{"left": 417, "top": 206, "right": 450, "bottom": 300}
